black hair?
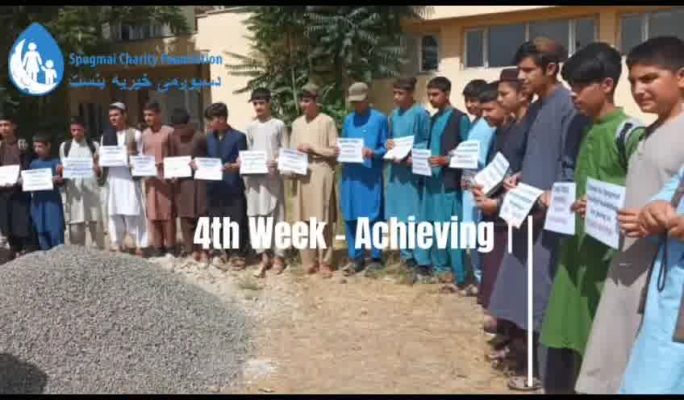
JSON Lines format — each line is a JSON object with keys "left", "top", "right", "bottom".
{"left": 69, "top": 116, "right": 86, "bottom": 128}
{"left": 462, "top": 79, "right": 488, "bottom": 99}
{"left": 498, "top": 79, "right": 522, "bottom": 93}
{"left": 170, "top": 108, "right": 190, "bottom": 125}
{"left": 427, "top": 76, "right": 451, "bottom": 93}
{"left": 250, "top": 87, "right": 272, "bottom": 102}
{"left": 204, "top": 102, "right": 228, "bottom": 120}
{"left": 393, "top": 76, "right": 417, "bottom": 92}
{"left": 32, "top": 132, "right": 51, "bottom": 145}
{"left": 513, "top": 37, "right": 568, "bottom": 73}
{"left": 477, "top": 82, "right": 500, "bottom": 103}
{"left": 561, "top": 42, "right": 622, "bottom": 90}
{"left": 0, "top": 114, "right": 16, "bottom": 124}
{"left": 143, "top": 100, "right": 161, "bottom": 113}
{"left": 626, "top": 36, "right": 684, "bottom": 73}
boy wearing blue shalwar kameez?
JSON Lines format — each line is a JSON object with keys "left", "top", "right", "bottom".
{"left": 414, "top": 76, "right": 471, "bottom": 284}
{"left": 29, "top": 134, "right": 65, "bottom": 250}
{"left": 339, "top": 82, "right": 389, "bottom": 276}
{"left": 385, "top": 77, "right": 430, "bottom": 269}
{"left": 620, "top": 166, "right": 684, "bottom": 394}
{"left": 461, "top": 79, "right": 496, "bottom": 293}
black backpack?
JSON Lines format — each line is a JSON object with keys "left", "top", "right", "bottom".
{"left": 63, "top": 138, "right": 106, "bottom": 186}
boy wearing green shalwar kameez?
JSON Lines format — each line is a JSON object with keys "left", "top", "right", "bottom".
{"left": 539, "top": 43, "right": 645, "bottom": 393}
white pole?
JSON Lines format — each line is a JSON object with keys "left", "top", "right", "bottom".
{"left": 527, "top": 215, "right": 534, "bottom": 388}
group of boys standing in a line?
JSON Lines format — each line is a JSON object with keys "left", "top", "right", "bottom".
{"left": 0, "top": 32, "right": 682, "bottom": 394}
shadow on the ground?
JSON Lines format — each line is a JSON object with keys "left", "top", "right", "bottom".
{"left": 0, "top": 353, "right": 48, "bottom": 394}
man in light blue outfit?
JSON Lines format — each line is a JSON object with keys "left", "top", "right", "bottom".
{"left": 339, "top": 82, "right": 388, "bottom": 276}
{"left": 620, "top": 166, "right": 684, "bottom": 394}
{"left": 461, "top": 80, "right": 496, "bottom": 293}
{"left": 386, "top": 77, "right": 430, "bottom": 270}
{"left": 414, "top": 76, "right": 471, "bottom": 284}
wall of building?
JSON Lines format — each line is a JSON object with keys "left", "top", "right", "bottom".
{"left": 195, "top": 10, "right": 255, "bottom": 132}
{"left": 372, "top": 5, "right": 674, "bottom": 125}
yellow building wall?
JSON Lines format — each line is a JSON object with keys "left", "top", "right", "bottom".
{"left": 374, "top": 5, "right": 673, "bottom": 125}
{"left": 196, "top": 10, "right": 255, "bottom": 132}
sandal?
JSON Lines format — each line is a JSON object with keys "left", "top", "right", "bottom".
{"left": 253, "top": 259, "right": 270, "bottom": 278}
{"left": 230, "top": 256, "right": 247, "bottom": 271}
{"left": 507, "top": 376, "right": 542, "bottom": 392}
{"left": 341, "top": 261, "right": 363, "bottom": 277}
{"left": 272, "top": 258, "right": 286, "bottom": 275}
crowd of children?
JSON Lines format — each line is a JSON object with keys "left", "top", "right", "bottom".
{"left": 0, "top": 34, "right": 682, "bottom": 394}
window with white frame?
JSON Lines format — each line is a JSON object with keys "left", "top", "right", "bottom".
{"left": 420, "top": 35, "right": 439, "bottom": 72}
{"left": 111, "top": 22, "right": 172, "bottom": 42}
{"left": 620, "top": 7, "right": 684, "bottom": 54}
{"left": 465, "top": 16, "right": 597, "bottom": 68}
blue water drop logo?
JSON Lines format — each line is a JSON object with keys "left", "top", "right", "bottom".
{"left": 8, "top": 23, "right": 65, "bottom": 96}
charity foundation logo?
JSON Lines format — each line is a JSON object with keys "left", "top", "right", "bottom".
{"left": 8, "top": 23, "right": 65, "bottom": 96}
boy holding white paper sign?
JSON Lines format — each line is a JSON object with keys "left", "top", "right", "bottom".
{"left": 541, "top": 44, "right": 646, "bottom": 392}
{"left": 0, "top": 114, "right": 37, "bottom": 258}
{"left": 460, "top": 83, "right": 501, "bottom": 296}
{"left": 288, "top": 83, "right": 339, "bottom": 277}
{"left": 414, "top": 76, "right": 471, "bottom": 284}
{"left": 170, "top": 108, "right": 208, "bottom": 262}
{"left": 142, "top": 101, "right": 176, "bottom": 258}
{"left": 473, "top": 68, "right": 534, "bottom": 342}
{"left": 204, "top": 102, "right": 249, "bottom": 270}
{"left": 101, "top": 102, "right": 148, "bottom": 256}
{"left": 243, "top": 88, "right": 289, "bottom": 277}
{"left": 338, "top": 82, "right": 389, "bottom": 276}
{"left": 58, "top": 116, "right": 105, "bottom": 249}
{"left": 385, "top": 77, "right": 430, "bottom": 272}
{"left": 577, "top": 37, "right": 684, "bottom": 394}
{"left": 29, "top": 133, "right": 65, "bottom": 250}
{"left": 486, "top": 38, "right": 590, "bottom": 392}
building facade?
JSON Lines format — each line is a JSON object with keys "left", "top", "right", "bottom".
{"left": 68, "top": 5, "right": 684, "bottom": 133}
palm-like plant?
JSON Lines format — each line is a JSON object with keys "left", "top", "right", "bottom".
{"left": 226, "top": 6, "right": 427, "bottom": 128}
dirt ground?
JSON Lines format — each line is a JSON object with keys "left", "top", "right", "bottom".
{"left": 150, "top": 250, "right": 514, "bottom": 395}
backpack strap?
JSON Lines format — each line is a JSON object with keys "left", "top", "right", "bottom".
{"left": 615, "top": 118, "right": 644, "bottom": 172}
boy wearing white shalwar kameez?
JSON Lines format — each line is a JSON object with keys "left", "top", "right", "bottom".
{"left": 100, "top": 102, "right": 148, "bottom": 256}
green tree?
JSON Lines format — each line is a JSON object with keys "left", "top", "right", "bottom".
{"left": 0, "top": 6, "right": 189, "bottom": 138}
{"left": 225, "top": 6, "right": 427, "bottom": 127}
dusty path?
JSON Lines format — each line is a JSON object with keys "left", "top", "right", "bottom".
{"left": 152, "top": 255, "right": 513, "bottom": 394}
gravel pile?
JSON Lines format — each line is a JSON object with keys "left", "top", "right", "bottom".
{"left": 0, "top": 245, "right": 250, "bottom": 394}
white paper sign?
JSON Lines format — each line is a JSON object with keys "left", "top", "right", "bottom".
{"left": 163, "top": 156, "right": 192, "bottom": 179}
{"left": 337, "top": 138, "right": 364, "bottom": 164}
{"left": 194, "top": 157, "right": 223, "bottom": 181}
{"left": 130, "top": 155, "right": 158, "bottom": 177}
{"left": 585, "top": 178, "right": 626, "bottom": 249}
{"left": 544, "top": 182, "right": 577, "bottom": 235}
{"left": 62, "top": 157, "right": 94, "bottom": 179}
{"left": 21, "top": 168, "right": 54, "bottom": 192}
{"left": 449, "top": 140, "right": 480, "bottom": 169}
{"left": 239, "top": 150, "right": 269, "bottom": 175}
{"left": 98, "top": 145, "right": 128, "bottom": 167}
{"left": 474, "top": 152, "right": 510, "bottom": 196}
{"left": 499, "top": 182, "right": 544, "bottom": 229}
{"left": 411, "top": 148, "right": 432, "bottom": 177}
{"left": 384, "top": 136, "right": 414, "bottom": 161}
{"left": 277, "top": 149, "right": 308, "bottom": 175}
{"left": 0, "top": 165, "right": 20, "bottom": 186}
